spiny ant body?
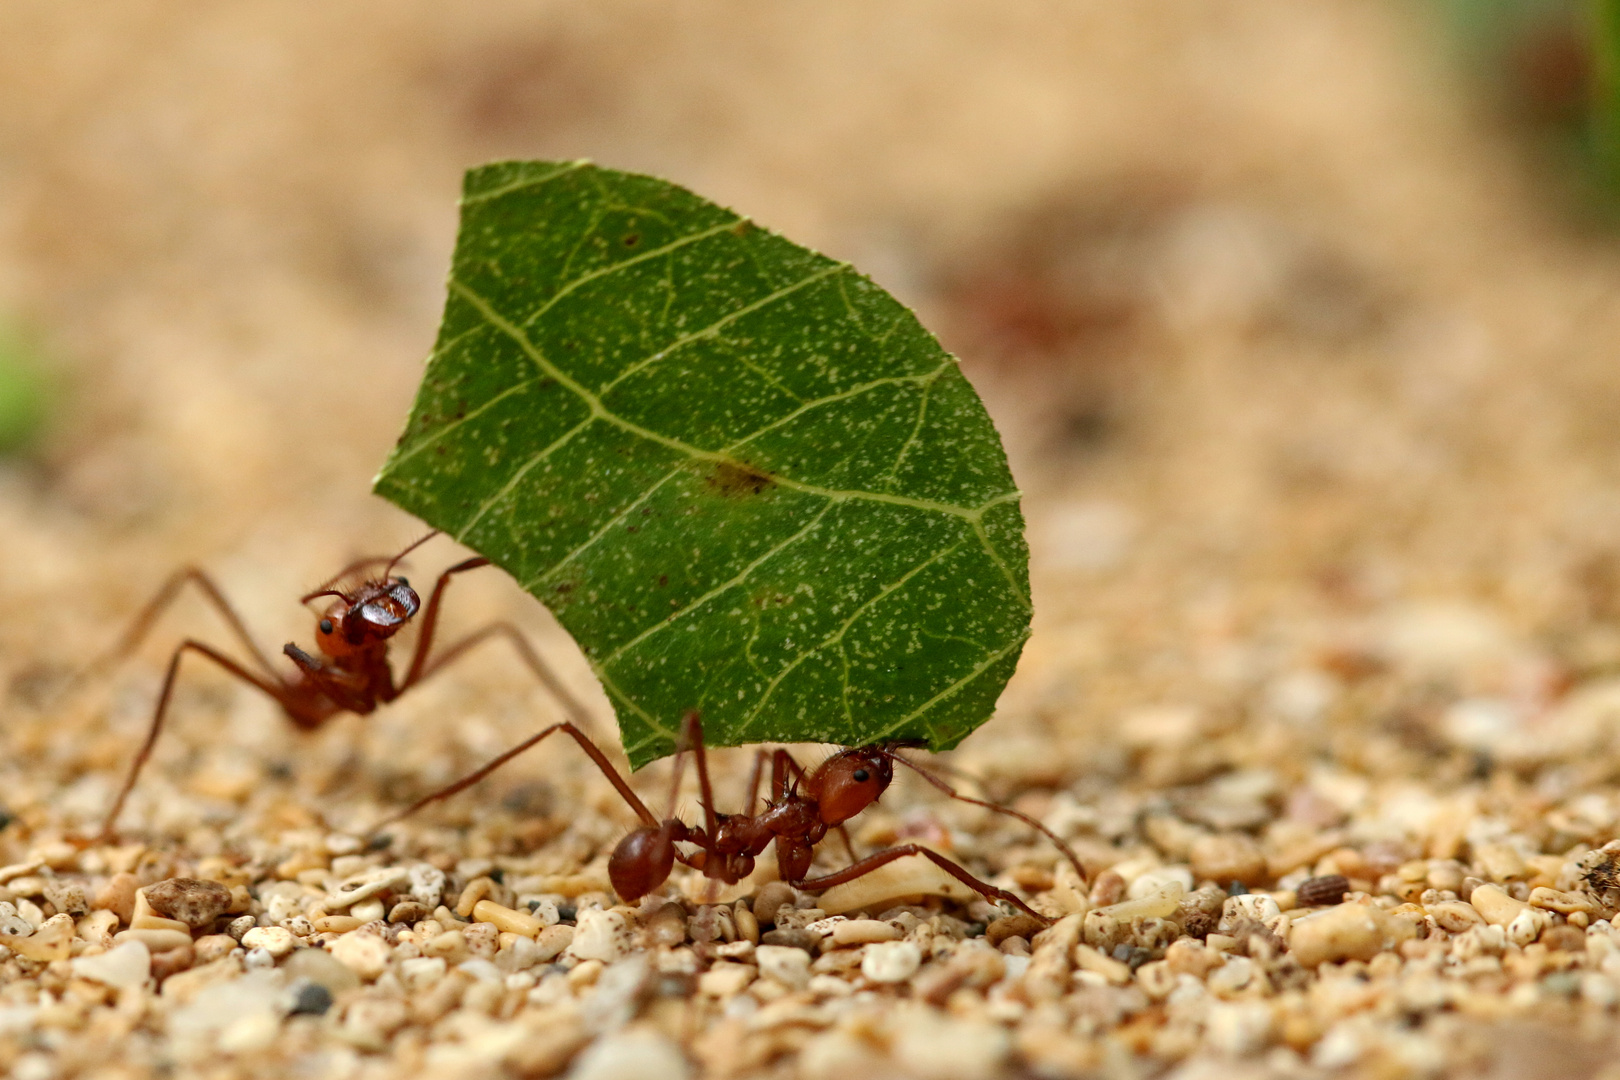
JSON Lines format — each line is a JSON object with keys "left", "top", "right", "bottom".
{"left": 376, "top": 711, "right": 1086, "bottom": 924}
{"left": 88, "top": 532, "right": 592, "bottom": 841}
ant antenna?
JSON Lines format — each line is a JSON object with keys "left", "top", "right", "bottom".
{"left": 299, "top": 588, "right": 351, "bottom": 607}
{"left": 383, "top": 530, "right": 441, "bottom": 581}
{"left": 886, "top": 751, "right": 1088, "bottom": 884}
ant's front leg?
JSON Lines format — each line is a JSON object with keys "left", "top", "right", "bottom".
{"left": 394, "top": 558, "right": 597, "bottom": 732}
{"left": 99, "top": 640, "right": 322, "bottom": 842}
{"left": 794, "top": 844, "right": 1050, "bottom": 926}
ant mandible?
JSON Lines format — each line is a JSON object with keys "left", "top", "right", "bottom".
{"left": 373, "top": 711, "right": 1086, "bottom": 925}
{"left": 88, "top": 531, "right": 594, "bottom": 842}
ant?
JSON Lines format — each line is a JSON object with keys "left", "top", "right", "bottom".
{"left": 85, "top": 532, "right": 595, "bottom": 842}
{"left": 373, "top": 710, "right": 1086, "bottom": 925}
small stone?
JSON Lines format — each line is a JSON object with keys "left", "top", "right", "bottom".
{"left": 226, "top": 915, "right": 256, "bottom": 941}
{"left": 240, "top": 926, "right": 297, "bottom": 958}
{"left": 760, "top": 928, "right": 818, "bottom": 950}
{"left": 1190, "top": 834, "right": 1268, "bottom": 887}
{"left": 282, "top": 946, "right": 361, "bottom": 994}
{"left": 535, "top": 924, "right": 575, "bottom": 962}
{"left": 1288, "top": 903, "right": 1412, "bottom": 967}
{"left": 70, "top": 940, "right": 150, "bottom": 990}
{"left": 330, "top": 931, "right": 392, "bottom": 980}
{"left": 1428, "top": 901, "right": 1485, "bottom": 933}
{"left": 985, "top": 914, "right": 1044, "bottom": 946}
{"left": 699, "top": 962, "right": 757, "bottom": 997}
{"left": 193, "top": 934, "right": 239, "bottom": 965}
{"left": 311, "top": 915, "right": 363, "bottom": 934}
{"left": 752, "top": 883, "right": 796, "bottom": 927}
{"left": 892, "top": 1010, "right": 1009, "bottom": 1080}
{"left": 111, "top": 927, "right": 192, "bottom": 953}
{"left": 639, "top": 902, "right": 688, "bottom": 948}
{"left": 408, "top": 864, "right": 446, "bottom": 909}
{"left": 326, "top": 867, "right": 408, "bottom": 911}
{"left": 150, "top": 943, "right": 196, "bottom": 981}
{"left": 569, "top": 909, "right": 633, "bottom": 963}
{"left": 755, "top": 944, "right": 812, "bottom": 989}
{"left": 831, "top": 919, "right": 902, "bottom": 946}
{"left": 570, "top": 1030, "right": 691, "bottom": 1080}
{"left": 93, "top": 873, "right": 139, "bottom": 925}
{"left": 861, "top": 940, "right": 922, "bottom": 983}
{"left": 287, "top": 981, "right": 332, "bottom": 1016}
{"left": 1296, "top": 875, "right": 1351, "bottom": 908}
{"left": 387, "top": 901, "right": 427, "bottom": 925}
{"left": 472, "top": 899, "right": 543, "bottom": 937}
{"left": 1470, "top": 884, "right": 1535, "bottom": 928}
{"left": 143, "top": 878, "right": 231, "bottom": 929}
{"left": 42, "top": 878, "right": 88, "bottom": 917}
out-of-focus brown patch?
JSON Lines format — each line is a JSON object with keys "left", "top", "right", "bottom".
{"left": 423, "top": 30, "right": 622, "bottom": 145}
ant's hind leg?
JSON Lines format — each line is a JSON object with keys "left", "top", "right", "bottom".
{"left": 99, "top": 640, "right": 303, "bottom": 843}
{"left": 78, "top": 567, "right": 279, "bottom": 691}
{"left": 794, "top": 844, "right": 1050, "bottom": 926}
{"left": 367, "top": 722, "right": 660, "bottom": 836}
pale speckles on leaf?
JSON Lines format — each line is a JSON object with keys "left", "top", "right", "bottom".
{"left": 375, "top": 160, "right": 1030, "bottom": 767}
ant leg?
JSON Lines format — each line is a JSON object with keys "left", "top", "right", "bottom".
{"left": 99, "top": 640, "right": 306, "bottom": 842}
{"left": 80, "top": 568, "right": 280, "bottom": 689}
{"left": 368, "top": 722, "right": 659, "bottom": 835}
{"left": 740, "top": 750, "right": 770, "bottom": 816}
{"left": 396, "top": 556, "right": 490, "bottom": 689}
{"left": 795, "top": 844, "right": 1050, "bottom": 926}
{"left": 889, "top": 754, "right": 1088, "bottom": 885}
{"left": 677, "top": 712, "right": 720, "bottom": 843}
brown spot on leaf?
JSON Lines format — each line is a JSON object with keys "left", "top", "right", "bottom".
{"left": 706, "top": 460, "right": 775, "bottom": 497}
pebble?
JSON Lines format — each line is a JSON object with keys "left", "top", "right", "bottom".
{"left": 1289, "top": 903, "right": 1409, "bottom": 967}
{"left": 759, "top": 928, "right": 818, "bottom": 950}
{"left": 891, "top": 1010, "right": 1009, "bottom": 1080}
{"left": 70, "top": 940, "right": 150, "bottom": 989}
{"left": 326, "top": 867, "right": 408, "bottom": 910}
{"left": 287, "top": 981, "right": 332, "bottom": 1016}
{"left": 861, "top": 940, "right": 922, "bottom": 983}
{"left": 473, "top": 899, "right": 543, "bottom": 938}
{"left": 569, "top": 909, "right": 634, "bottom": 963}
{"left": 831, "top": 919, "right": 902, "bottom": 946}
{"left": 143, "top": 878, "right": 231, "bottom": 929}
{"left": 111, "top": 927, "right": 192, "bottom": 953}
{"left": 755, "top": 945, "right": 812, "bottom": 989}
{"left": 535, "top": 924, "right": 575, "bottom": 962}
{"left": 751, "top": 883, "right": 796, "bottom": 927}
{"left": 1296, "top": 874, "right": 1351, "bottom": 907}
{"left": 568, "top": 1030, "right": 690, "bottom": 1080}
{"left": 1190, "top": 834, "right": 1268, "bottom": 886}
{"left": 330, "top": 932, "right": 392, "bottom": 979}
{"left": 409, "top": 865, "right": 446, "bottom": 909}
{"left": 240, "top": 926, "right": 298, "bottom": 958}
{"left": 699, "top": 962, "right": 756, "bottom": 997}
{"left": 282, "top": 945, "right": 361, "bottom": 993}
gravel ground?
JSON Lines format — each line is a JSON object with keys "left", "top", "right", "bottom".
{"left": 7, "top": 2, "right": 1620, "bottom": 1078}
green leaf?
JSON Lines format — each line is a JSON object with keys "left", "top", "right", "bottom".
{"left": 375, "top": 160, "right": 1031, "bottom": 768}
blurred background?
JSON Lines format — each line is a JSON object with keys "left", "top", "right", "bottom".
{"left": 5, "top": 0, "right": 1620, "bottom": 834}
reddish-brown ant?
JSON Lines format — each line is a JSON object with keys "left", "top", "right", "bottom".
{"left": 86, "top": 532, "right": 594, "bottom": 842}
{"left": 374, "top": 711, "right": 1085, "bottom": 925}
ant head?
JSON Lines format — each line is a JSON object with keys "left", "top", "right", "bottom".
{"left": 808, "top": 746, "right": 894, "bottom": 826}
{"left": 310, "top": 577, "right": 420, "bottom": 656}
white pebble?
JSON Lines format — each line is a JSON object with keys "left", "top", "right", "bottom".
{"left": 891, "top": 1011, "right": 1009, "bottom": 1080}
{"left": 70, "top": 941, "right": 150, "bottom": 990}
{"left": 240, "top": 926, "right": 297, "bottom": 958}
{"left": 568, "top": 909, "right": 633, "bottom": 963}
{"left": 1204, "top": 1001, "right": 1275, "bottom": 1056}
{"left": 568, "top": 1030, "right": 690, "bottom": 1080}
{"left": 755, "top": 945, "right": 811, "bottom": 989}
{"left": 408, "top": 864, "right": 446, "bottom": 909}
{"left": 399, "top": 956, "right": 447, "bottom": 988}
{"left": 330, "top": 932, "right": 392, "bottom": 980}
{"left": 861, "top": 940, "right": 922, "bottom": 984}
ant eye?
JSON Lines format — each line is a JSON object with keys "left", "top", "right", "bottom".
{"left": 852, "top": 768, "right": 870, "bottom": 783}
{"left": 395, "top": 576, "right": 409, "bottom": 587}
{"left": 319, "top": 619, "right": 334, "bottom": 635}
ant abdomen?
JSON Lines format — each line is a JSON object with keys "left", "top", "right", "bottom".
{"left": 610, "top": 822, "right": 680, "bottom": 902}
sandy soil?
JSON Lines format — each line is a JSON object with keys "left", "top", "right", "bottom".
{"left": 4, "top": 3, "right": 1620, "bottom": 1078}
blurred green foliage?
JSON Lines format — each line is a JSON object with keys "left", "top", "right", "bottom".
{"left": 1440, "top": 0, "right": 1620, "bottom": 199}
{"left": 0, "top": 323, "right": 48, "bottom": 454}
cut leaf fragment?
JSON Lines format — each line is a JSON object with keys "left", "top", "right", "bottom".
{"left": 376, "top": 160, "right": 1031, "bottom": 767}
